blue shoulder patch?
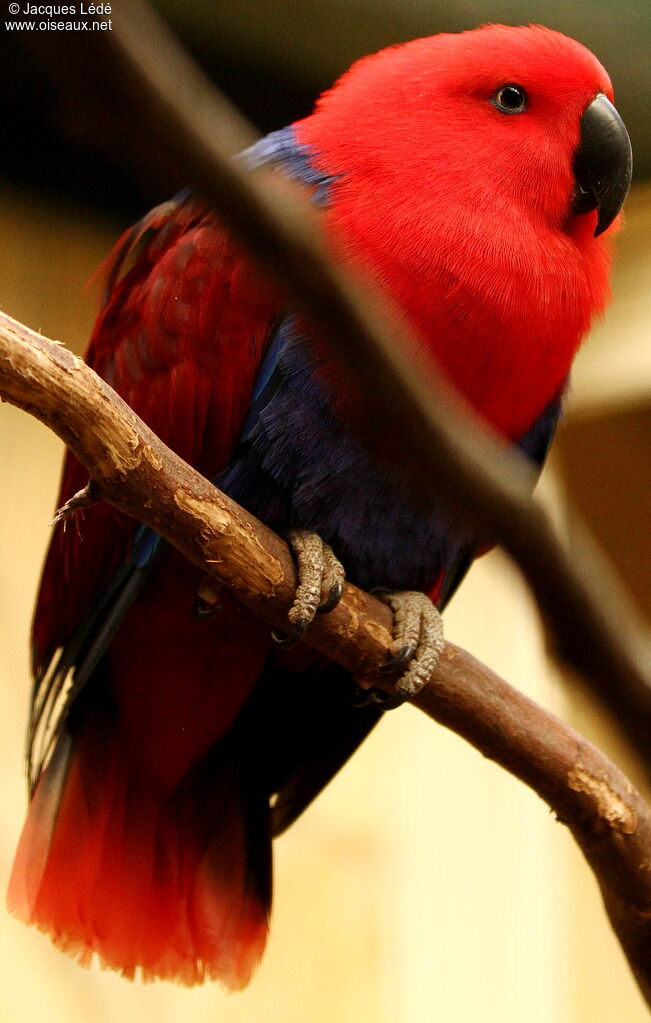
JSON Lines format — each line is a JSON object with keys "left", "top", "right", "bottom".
{"left": 223, "top": 127, "right": 340, "bottom": 465}
{"left": 239, "top": 126, "right": 335, "bottom": 206}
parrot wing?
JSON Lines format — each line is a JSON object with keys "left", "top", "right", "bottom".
{"left": 29, "top": 190, "right": 281, "bottom": 786}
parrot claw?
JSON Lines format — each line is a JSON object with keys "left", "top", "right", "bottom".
{"left": 271, "top": 620, "right": 310, "bottom": 648}
{"left": 272, "top": 529, "right": 345, "bottom": 647}
{"left": 354, "top": 591, "right": 445, "bottom": 708}
{"left": 379, "top": 642, "right": 417, "bottom": 672}
{"left": 317, "top": 579, "right": 345, "bottom": 615}
{"left": 381, "top": 590, "right": 445, "bottom": 697}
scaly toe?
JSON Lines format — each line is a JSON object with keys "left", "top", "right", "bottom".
{"left": 377, "top": 590, "right": 445, "bottom": 698}
{"left": 318, "top": 544, "right": 345, "bottom": 611}
{"left": 273, "top": 528, "right": 346, "bottom": 645}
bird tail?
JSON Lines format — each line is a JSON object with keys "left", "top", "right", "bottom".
{"left": 7, "top": 693, "right": 271, "bottom": 988}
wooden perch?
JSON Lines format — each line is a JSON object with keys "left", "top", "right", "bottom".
{"left": 2, "top": 309, "right": 651, "bottom": 1005}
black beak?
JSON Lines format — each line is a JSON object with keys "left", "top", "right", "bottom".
{"left": 571, "top": 93, "right": 632, "bottom": 236}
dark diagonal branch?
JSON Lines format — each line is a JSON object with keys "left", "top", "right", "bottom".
{"left": 2, "top": 309, "right": 651, "bottom": 1005}
{"left": 104, "top": 1, "right": 651, "bottom": 767}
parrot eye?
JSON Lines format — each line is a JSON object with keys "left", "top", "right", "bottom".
{"left": 493, "top": 84, "right": 528, "bottom": 114}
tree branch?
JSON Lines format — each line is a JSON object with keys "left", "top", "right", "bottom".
{"left": 2, "top": 309, "right": 651, "bottom": 1005}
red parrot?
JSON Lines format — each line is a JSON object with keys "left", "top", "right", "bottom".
{"left": 8, "top": 25, "right": 631, "bottom": 987}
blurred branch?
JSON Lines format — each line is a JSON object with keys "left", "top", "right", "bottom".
{"left": 2, "top": 308, "right": 651, "bottom": 1004}
{"left": 106, "top": 0, "right": 651, "bottom": 768}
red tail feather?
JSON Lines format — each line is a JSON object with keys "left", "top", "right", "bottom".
{"left": 8, "top": 706, "right": 270, "bottom": 988}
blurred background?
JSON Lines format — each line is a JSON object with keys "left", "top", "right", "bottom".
{"left": 1, "top": 1, "right": 650, "bottom": 1020}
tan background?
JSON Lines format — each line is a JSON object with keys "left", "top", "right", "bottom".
{"left": 1, "top": 182, "right": 650, "bottom": 1020}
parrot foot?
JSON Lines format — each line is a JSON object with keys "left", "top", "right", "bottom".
{"left": 272, "top": 528, "right": 345, "bottom": 648}
{"left": 353, "top": 591, "right": 445, "bottom": 709}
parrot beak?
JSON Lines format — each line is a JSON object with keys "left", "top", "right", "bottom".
{"left": 571, "top": 93, "right": 633, "bottom": 236}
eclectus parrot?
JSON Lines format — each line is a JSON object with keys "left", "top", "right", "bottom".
{"left": 8, "top": 25, "right": 632, "bottom": 988}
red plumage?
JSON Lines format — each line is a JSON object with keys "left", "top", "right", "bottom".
{"left": 296, "top": 25, "right": 615, "bottom": 438}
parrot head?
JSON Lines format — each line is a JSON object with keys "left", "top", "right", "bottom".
{"left": 295, "top": 24, "right": 632, "bottom": 438}
{"left": 297, "top": 23, "right": 631, "bottom": 241}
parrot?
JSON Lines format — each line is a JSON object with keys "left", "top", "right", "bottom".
{"left": 7, "top": 24, "right": 632, "bottom": 988}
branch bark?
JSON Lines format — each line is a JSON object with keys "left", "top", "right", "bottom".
{"left": 2, "top": 309, "right": 651, "bottom": 1005}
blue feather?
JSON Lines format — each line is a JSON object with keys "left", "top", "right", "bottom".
{"left": 239, "top": 127, "right": 335, "bottom": 207}
{"left": 216, "top": 318, "right": 472, "bottom": 592}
